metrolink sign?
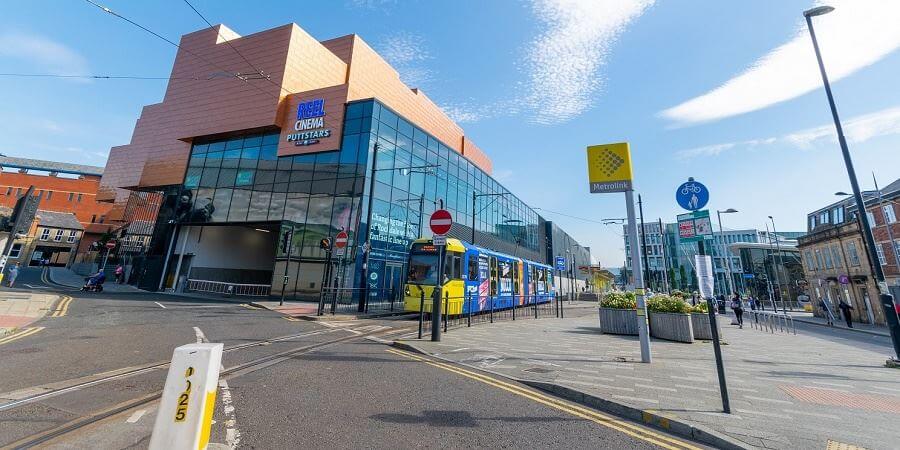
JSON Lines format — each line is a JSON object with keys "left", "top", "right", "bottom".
{"left": 286, "top": 98, "right": 332, "bottom": 146}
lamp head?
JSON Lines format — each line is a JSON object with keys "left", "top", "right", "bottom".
{"left": 835, "top": 191, "right": 850, "bottom": 196}
{"left": 721, "top": 208, "right": 738, "bottom": 214}
{"left": 804, "top": 6, "right": 835, "bottom": 18}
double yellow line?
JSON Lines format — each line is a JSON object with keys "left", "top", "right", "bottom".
{"left": 0, "top": 327, "right": 44, "bottom": 346}
{"left": 51, "top": 296, "right": 73, "bottom": 318}
{"left": 385, "top": 348, "right": 701, "bottom": 450}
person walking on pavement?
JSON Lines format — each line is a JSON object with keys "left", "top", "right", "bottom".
{"left": 730, "top": 294, "right": 744, "bottom": 328}
{"left": 7, "top": 262, "right": 20, "bottom": 288}
{"left": 838, "top": 299, "right": 854, "bottom": 328}
{"left": 820, "top": 298, "right": 834, "bottom": 326}
{"left": 115, "top": 264, "right": 124, "bottom": 284}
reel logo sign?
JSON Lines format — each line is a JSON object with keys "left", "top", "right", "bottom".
{"left": 286, "top": 98, "right": 332, "bottom": 146}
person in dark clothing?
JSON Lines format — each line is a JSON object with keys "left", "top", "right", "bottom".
{"left": 838, "top": 299, "right": 854, "bottom": 328}
{"left": 730, "top": 294, "right": 744, "bottom": 328}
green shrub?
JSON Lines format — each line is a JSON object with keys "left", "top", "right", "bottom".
{"left": 646, "top": 295, "right": 691, "bottom": 314}
{"left": 670, "top": 289, "right": 685, "bottom": 298}
{"left": 690, "top": 302, "right": 708, "bottom": 314}
{"left": 601, "top": 292, "right": 636, "bottom": 309}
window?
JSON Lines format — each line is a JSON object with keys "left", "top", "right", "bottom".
{"left": 54, "top": 229, "right": 64, "bottom": 242}
{"left": 67, "top": 230, "right": 77, "bottom": 243}
{"left": 77, "top": 193, "right": 83, "bottom": 203}
{"left": 883, "top": 205, "right": 897, "bottom": 224}
{"left": 4, "top": 187, "right": 10, "bottom": 196}
{"left": 815, "top": 249, "right": 824, "bottom": 270}
{"left": 819, "top": 211, "right": 830, "bottom": 224}
{"left": 40, "top": 228, "right": 50, "bottom": 241}
{"left": 805, "top": 251, "right": 817, "bottom": 271}
{"left": 808, "top": 215, "right": 816, "bottom": 230}
{"left": 47, "top": 190, "right": 52, "bottom": 200}
{"left": 16, "top": 188, "right": 22, "bottom": 196}
{"left": 876, "top": 244, "right": 887, "bottom": 265}
{"left": 831, "top": 246, "right": 842, "bottom": 268}
{"left": 91, "top": 214, "right": 96, "bottom": 223}
{"left": 467, "top": 255, "right": 478, "bottom": 281}
{"left": 832, "top": 207, "right": 844, "bottom": 224}
{"left": 9, "top": 243, "right": 22, "bottom": 258}
{"left": 847, "top": 242, "right": 861, "bottom": 267}
{"left": 68, "top": 192, "right": 74, "bottom": 201}
{"left": 489, "top": 256, "right": 498, "bottom": 296}
{"left": 823, "top": 248, "right": 833, "bottom": 269}
{"left": 867, "top": 212, "right": 876, "bottom": 229}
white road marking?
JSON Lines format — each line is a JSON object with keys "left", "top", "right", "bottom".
{"left": 23, "top": 284, "right": 49, "bottom": 289}
{"left": 736, "top": 408, "right": 790, "bottom": 419}
{"left": 154, "top": 302, "right": 167, "bottom": 309}
{"left": 125, "top": 409, "right": 146, "bottom": 423}
{"left": 743, "top": 395, "right": 793, "bottom": 405}
{"left": 218, "top": 378, "right": 241, "bottom": 449}
{"left": 193, "top": 326, "right": 208, "bottom": 344}
{"left": 782, "top": 409, "right": 841, "bottom": 420}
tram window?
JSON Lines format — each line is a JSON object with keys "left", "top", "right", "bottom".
{"left": 513, "top": 263, "right": 520, "bottom": 294}
{"left": 445, "top": 253, "right": 462, "bottom": 280}
{"left": 467, "top": 256, "right": 478, "bottom": 281}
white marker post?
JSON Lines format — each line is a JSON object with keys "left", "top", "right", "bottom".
{"left": 149, "top": 343, "right": 223, "bottom": 450}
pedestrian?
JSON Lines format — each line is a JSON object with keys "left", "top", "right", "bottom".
{"left": 115, "top": 264, "right": 124, "bottom": 284}
{"left": 820, "top": 299, "right": 834, "bottom": 326}
{"left": 690, "top": 291, "right": 698, "bottom": 306}
{"left": 838, "top": 299, "right": 854, "bottom": 328}
{"left": 730, "top": 294, "right": 744, "bottom": 328}
{"left": 749, "top": 295, "right": 757, "bottom": 311}
{"left": 7, "top": 262, "right": 20, "bottom": 288}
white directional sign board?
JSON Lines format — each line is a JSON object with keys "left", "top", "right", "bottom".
{"left": 695, "top": 255, "right": 715, "bottom": 299}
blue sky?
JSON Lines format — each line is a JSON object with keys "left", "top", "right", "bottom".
{"left": 2, "top": 0, "right": 899, "bottom": 267}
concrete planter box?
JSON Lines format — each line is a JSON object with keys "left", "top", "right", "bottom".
{"left": 599, "top": 307, "right": 639, "bottom": 335}
{"left": 649, "top": 311, "right": 694, "bottom": 343}
{"left": 690, "top": 313, "right": 720, "bottom": 340}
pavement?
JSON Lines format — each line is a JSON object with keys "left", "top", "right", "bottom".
{"left": 784, "top": 310, "right": 891, "bottom": 337}
{"left": 47, "top": 266, "right": 145, "bottom": 293}
{"left": 398, "top": 307, "right": 900, "bottom": 450}
{"left": 0, "top": 287, "right": 60, "bottom": 338}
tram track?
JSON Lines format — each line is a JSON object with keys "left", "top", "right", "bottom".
{"left": 0, "top": 325, "right": 404, "bottom": 449}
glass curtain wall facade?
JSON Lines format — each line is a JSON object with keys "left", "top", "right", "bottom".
{"left": 172, "top": 99, "right": 544, "bottom": 302}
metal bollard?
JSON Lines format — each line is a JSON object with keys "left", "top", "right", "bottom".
{"left": 418, "top": 290, "right": 425, "bottom": 339}
{"left": 490, "top": 296, "right": 494, "bottom": 323}
{"left": 444, "top": 291, "right": 449, "bottom": 333}
{"left": 512, "top": 296, "right": 517, "bottom": 321}
{"left": 534, "top": 295, "right": 538, "bottom": 319}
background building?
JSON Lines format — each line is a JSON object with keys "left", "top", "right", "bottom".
{"left": 97, "top": 23, "right": 589, "bottom": 302}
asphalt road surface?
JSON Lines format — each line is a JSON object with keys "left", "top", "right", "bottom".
{"left": 0, "top": 268, "right": 707, "bottom": 449}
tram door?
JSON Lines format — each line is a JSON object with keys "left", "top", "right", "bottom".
{"left": 385, "top": 262, "right": 404, "bottom": 302}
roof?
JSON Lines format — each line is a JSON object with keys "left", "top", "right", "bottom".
{"left": 0, "top": 156, "right": 103, "bottom": 177}
{"left": 36, "top": 210, "right": 83, "bottom": 230}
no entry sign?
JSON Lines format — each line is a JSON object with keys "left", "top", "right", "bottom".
{"left": 334, "top": 231, "right": 348, "bottom": 249}
{"left": 105, "top": 240, "right": 117, "bottom": 249}
{"left": 429, "top": 209, "right": 453, "bottom": 235}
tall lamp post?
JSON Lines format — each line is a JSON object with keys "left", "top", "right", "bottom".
{"left": 358, "top": 142, "right": 437, "bottom": 311}
{"left": 768, "top": 215, "right": 789, "bottom": 310}
{"left": 805, "top": 5, "right": 900, "bottom": 362}
{"left": 764, "top": 222, "right": 780, "bottom": 313}
{"left": 716, "top": 209, "right": 738, "bottom": 297}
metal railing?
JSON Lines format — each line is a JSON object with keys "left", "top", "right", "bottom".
{"left": 186, "top": 279, "right": 271, "bottom": 297}
{"left": 418, "top": 291, "right": 559, "bottom": 338}
{"left": 317, "top": 287, "right": 399, "bottom": 316}
{"left": 748, "top": 310, "right": 796, "bottom": 335}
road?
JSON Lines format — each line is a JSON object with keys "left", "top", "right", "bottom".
{"left": 0, "top": 267, "right": 706, "bottom": 449}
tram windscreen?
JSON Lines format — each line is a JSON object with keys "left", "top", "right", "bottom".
{"left": 408, "top": 244, "right": 439, "bottom": 285}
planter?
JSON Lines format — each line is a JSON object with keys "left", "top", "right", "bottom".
{"left": 690, "top": 313, "right": 721, "bottom": 340}
{"left": 599, "top": 307, "right": 639, "bottom": 335}
{"left": 649, "top": 311, "right": 694, "bottom": 343}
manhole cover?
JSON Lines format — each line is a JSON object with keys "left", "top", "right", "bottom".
{"left": 523, "top": 367, "right": 554, "bottom": 374}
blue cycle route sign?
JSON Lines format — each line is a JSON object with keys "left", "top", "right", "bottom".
{"left": 555, "top": 256, "right": 567, "bottom": 271}
{"left": 676, "top": 178, "right": 709, "bottom": 211}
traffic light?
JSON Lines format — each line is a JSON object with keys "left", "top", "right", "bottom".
{"left": 319, "top": 238, "right": 331, "bottom": 250}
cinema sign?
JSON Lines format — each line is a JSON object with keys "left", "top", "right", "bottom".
{"left": 286, "top": 98, "right": 332, "bottom": 146}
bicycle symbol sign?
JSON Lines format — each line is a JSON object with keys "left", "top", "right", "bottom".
{"left": 675, "top": 179, "right": 709, "bottom": 211}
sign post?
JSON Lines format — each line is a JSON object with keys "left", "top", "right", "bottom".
{"left": 680, "top": 178, "right": 730, "bottom": 414}
{"left": 586, "top": 143, "right": 650, "bottom": 363}
{"left": 101, "top": 240, "right": 116, "bottom": 271}
{"left": 429, "top": 208, "right": 452, "bottom": 342}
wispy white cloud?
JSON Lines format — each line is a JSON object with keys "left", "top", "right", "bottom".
{"left": 661, "top": 0, "right": 900, "bottom": 125}
{"left": 0, "top": 31, "right": 89, "bottom": 77}
{"left": 377, "top": 31, "right": 434, "bottom": 87}
{"left": 522, "top": 0, "right": 655, "bottom": 124}
{"left": 676, "top": 105, "right": 900, "bottom": 158}
{"left": 345, "top": 0, "right": 396, "bottom": 10}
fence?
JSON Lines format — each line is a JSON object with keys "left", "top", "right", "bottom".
{"left": 315, "top": 287, "right": 400, "bottom": 316}
{"left": 186, "top": 279, "right": 271, "bottom": 297}
{"left": 417, "top": 292, "right": 561, "bottom": 338}
{"left": 748, "top": 310, "right": 796, "bottom": 334}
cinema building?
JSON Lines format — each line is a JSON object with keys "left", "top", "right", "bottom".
{"left": 99, "top": 23, "right": 590, "bottom": 304}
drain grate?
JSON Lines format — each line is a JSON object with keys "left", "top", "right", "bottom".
{"left": 523, "top": 367, "right": 554, "bottom": 374}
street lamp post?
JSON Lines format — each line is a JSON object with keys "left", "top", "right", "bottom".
{"left": 806, "top": 5, "right": 900, "bottom": 362}
{"left": 358, "top": 142, "right": 437, "bottom": 312}
{"left": 716, "top": 209, "right": 738, "bottom": 297}
{"left": 769, "top": 215, "right": 789, "bottom": 310}
{"left": 764, "top": 222, "right": 781, "bottom": 313}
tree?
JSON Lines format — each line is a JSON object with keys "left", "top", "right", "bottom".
{"left": 678, "top": 265, "right": 688, "bottom": 290}
{"left": 689, "top": 267, "right": 699, "bottom": 291}
{"left": 668, "top": 267, "right": 677, "bottom": 290}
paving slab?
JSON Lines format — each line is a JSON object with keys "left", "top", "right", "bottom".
{"left": 399, "top": 309, "right": 900, "bottom": 450}
{"left": 0, "top": 291, "right": 59, "bottom": 337}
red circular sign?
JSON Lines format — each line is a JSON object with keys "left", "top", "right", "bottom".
{"left": 335, "top": 231, "right": 348, "bottom": 249}
{"left": 105, "top": 241, "right": 116, "bottom": 249}
{"left": 429, "top": 209, "right": 453, "bottom": 235}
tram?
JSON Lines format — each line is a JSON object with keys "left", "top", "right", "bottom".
{"left": 403, "top": 237, "right": 554, "bottom": 314}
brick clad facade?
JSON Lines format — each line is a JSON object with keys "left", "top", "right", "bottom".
{"left": 0, "top": 171, "right": 112, "bottom": 228}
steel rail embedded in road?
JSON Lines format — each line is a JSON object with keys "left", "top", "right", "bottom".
{"left": 3, "top": 325, "right": 401, "bottom": 449}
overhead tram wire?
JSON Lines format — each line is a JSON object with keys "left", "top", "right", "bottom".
{"left": 82, "top": 0, "right": 280, "bottom": 101}
{"left": 0, "top": 73, "right": 201, "bottom": 81}
{"left": 180, "top": 0, "right": 293, "bottom": 98}
{"left": 533, "top": 207, "right": 612, "bottom": 225}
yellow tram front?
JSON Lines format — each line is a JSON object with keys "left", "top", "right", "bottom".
{"left": 403, "top": 238, "right": 468, "bottom": 314}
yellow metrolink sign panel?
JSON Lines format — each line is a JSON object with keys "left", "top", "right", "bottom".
{"left": 586, "top": 142, "right": 633, "bottom": 193}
